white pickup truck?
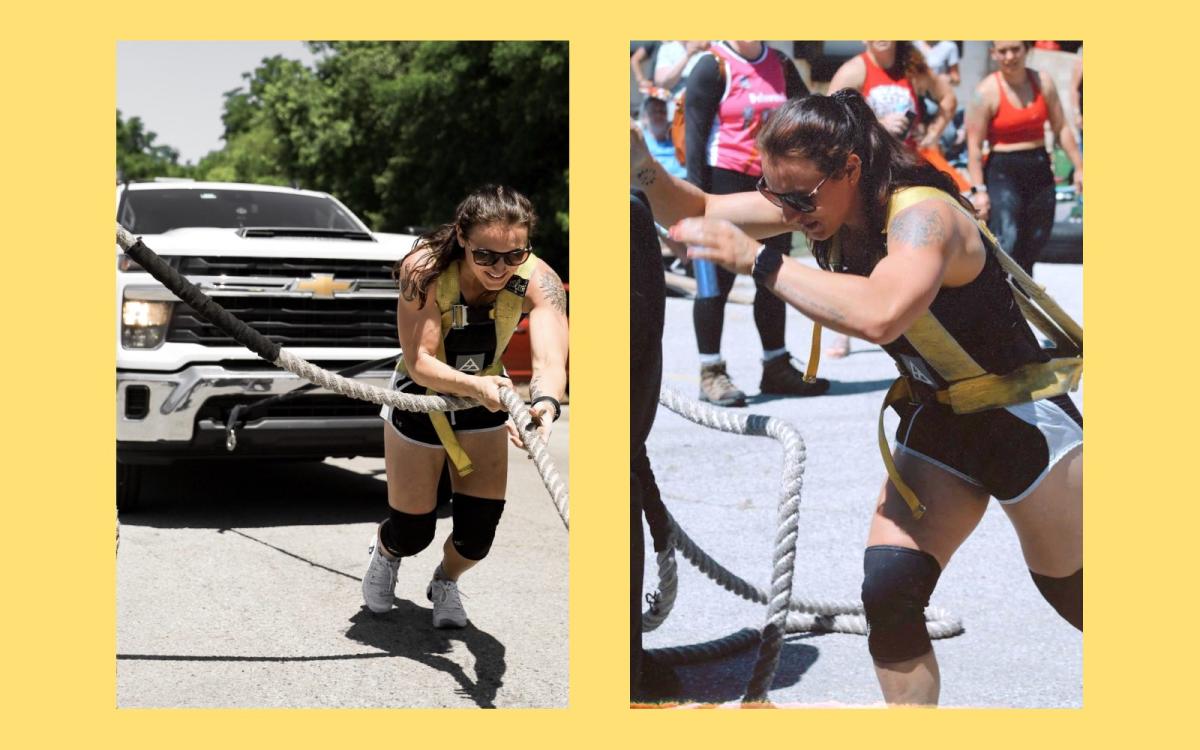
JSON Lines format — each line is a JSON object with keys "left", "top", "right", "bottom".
{"left": 116, "top": 180, "right": 414, "bottom": 510}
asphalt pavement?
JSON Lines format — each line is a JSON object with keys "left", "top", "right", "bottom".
{"left": 641, "top": 260, "right": 1083, "bottom": 707}
{"left": 117, "top": 409, "right": 568, "bottom": 708}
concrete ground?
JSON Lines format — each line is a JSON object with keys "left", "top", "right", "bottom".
{"left": 641, "top": 261, "right": 1083, "bottom": 707}
{"left": 117, "top": 410, "right": 568, "bottom": 708}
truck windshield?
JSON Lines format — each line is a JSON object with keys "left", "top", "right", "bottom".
{"left": 119, "top": 189, "right": 363, "bottom": 234}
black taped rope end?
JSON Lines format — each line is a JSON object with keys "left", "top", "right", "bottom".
{"left": 121, "top": 232, "right": 282, "bottom": 363}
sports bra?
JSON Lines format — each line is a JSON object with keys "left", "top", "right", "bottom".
{"left": 988, "top": 71, "right": 1049, "bottom": 145}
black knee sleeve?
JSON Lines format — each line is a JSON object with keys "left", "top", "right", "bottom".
{"left": 379, "top": 507, "right": 438, "bottom": 558}
{"left": 450, "top": 493, "right": 506, "bottom": 561}
{"left": 862, "top": 545, "right": 942, "bottom": 663}
{"left": 1031, "top": 568, "right": 1082, "bottom": 631}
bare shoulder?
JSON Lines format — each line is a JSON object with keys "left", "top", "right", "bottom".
{"left": 973, "top": 75, "right": 998, "bottom": 109}
{"left": 829, "top": 55, "right": 865, "bottom": 91}
{"left": 528, "top": 259, "right": 567, "bottom": 315}
{"left": 887, "top": 199, "right": 959, "bottom": 251}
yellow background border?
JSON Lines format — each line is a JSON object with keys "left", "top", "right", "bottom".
{"left": 3, "top": 1, "right": 1192, "bottom": 745}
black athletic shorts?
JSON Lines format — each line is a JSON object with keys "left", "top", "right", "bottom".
{"left": 381, "top": 371, "right": 508, "bottom": 448}
{"left": 893, "top": 394, "right": 1083, "bottom": 502}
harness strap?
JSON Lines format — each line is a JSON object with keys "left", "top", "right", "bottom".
{"left": 876, "top": 188, "right": 1085, "bottom": 518}
{"left": 423, "top": 256, "right": 537, "bottom": 475}
{"left": 880, "top": 378, "right": 926, "bottom": 520}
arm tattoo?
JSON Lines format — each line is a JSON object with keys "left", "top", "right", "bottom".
{"left": 635, "top": 166, "right": 657, "bottom": 187}
{"left": 537, "top": 267, "right": 568, "bottom": 315}
{"left": 889, "top": 207, "right": 945, "bottom": 249}
{"left": 530, "top": 374, "right": 547, "bottom": 401}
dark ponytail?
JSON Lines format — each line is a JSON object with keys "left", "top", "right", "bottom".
{"left": 758, "top": 89, "right": 973, "bottom": 271}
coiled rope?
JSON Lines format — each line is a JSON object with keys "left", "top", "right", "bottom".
{"left": 642, "top": 388, "right": 962, "bottom": 704}
{"left": 116, "top": 223, "right": 568, "bottom": 530}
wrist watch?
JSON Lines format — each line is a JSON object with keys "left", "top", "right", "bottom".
{"left": 751, "top": 244, "right": 781, "bottom": 285}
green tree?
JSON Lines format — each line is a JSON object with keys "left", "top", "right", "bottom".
{"left": 116, "top": 110, "right": 191, "bottom": 181}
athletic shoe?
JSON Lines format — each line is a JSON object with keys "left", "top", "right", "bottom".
{"left": 699, "top": 361, "right": 746, "bottom": 407}
{"left": 760, "top": 353, "right": 830, "bottom": 397}
{"left": 362, "top": 527, "right": 400, "bottom": 614}
{"left": 426, "top": 578, "right": 468, "bottom": 628}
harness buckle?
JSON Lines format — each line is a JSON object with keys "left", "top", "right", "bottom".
{"left": 450, "top": 304, "right": 468, "bottom": 330}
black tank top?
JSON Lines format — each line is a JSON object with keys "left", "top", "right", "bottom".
{"left": 442, "top": 295, "right": 499, "bottom": 374}
{"left": 836, "top": 230, "right": 1047, "bottom": 389}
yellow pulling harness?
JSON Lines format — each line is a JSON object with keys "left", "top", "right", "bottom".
{"left": 395, "top": 255, "right": 537, "bottom": 476}
{"left": 802, "top": 187, "right": 1083, "bottom": 519}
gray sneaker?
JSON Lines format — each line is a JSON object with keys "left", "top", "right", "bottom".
{"left": 699, "top": 361, "right": 746, "bottom": 407}
{"left": 426, "top": 577, "right": 468, "bottom": 628}
{"left": 362, "top": 527, "right": 400, "bottom": 613}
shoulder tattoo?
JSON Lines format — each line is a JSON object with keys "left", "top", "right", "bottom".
{"left": 537, "top": 266, "right": 567, "bottom": 315}
{"left": 889, "top": 206, "right": 946, "bottom": 249}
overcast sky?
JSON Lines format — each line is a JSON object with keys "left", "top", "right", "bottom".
{"left": 117, "top": 41, "right": 319, "bottom": 164}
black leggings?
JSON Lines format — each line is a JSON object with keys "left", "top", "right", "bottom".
{"left": 630, "top": 192, "right": 666, "bottom": 693}
{"left": 693, "top": 168, "right": 789, "bottom": 355}
{"left": 985, "top": 148, "right": 1056, "bottom": 277}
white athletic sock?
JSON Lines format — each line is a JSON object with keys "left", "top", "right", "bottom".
{"left": 762, "top": 348, "right": 788, "bottom": 363}
{"left": 698, "top": 353, "right": 723, "bottom": 366}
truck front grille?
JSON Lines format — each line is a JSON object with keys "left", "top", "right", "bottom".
{"left": 167, "top": 296, "right": 399, "bottom": 348}
{"left": 177, "top": 256, "right": 396, "bottom": 280}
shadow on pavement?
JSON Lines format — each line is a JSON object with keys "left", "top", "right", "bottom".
{"left": 345, "top": 602, "right": 507, "bottom": 708}
{"left": 638, "top": 636, "right": 820, "bottom": 705}
{"left": 124, "top": 459, "right": 386, "bottom": 530}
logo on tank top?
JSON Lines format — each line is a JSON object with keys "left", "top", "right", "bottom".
{"left": 899, "top": 354, "right": 937, "bottom": 387}
{"left": 456, "top": 354, "right": 484, "bottom": 373}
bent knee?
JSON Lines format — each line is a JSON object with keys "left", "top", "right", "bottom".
{"left": 862, "top": 545, "right": 942, "bottom": 662}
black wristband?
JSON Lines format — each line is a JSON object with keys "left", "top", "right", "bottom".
{"left": 530, "top": 395, "right": 562, "bottom": 421}
{"left": 751, "top": 244, "right": 782, "bottom": 286}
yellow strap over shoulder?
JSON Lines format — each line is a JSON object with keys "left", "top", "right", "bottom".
{"left": 422, "top": 256, "right": 538, "bottom": 476}
{"left": 876, "top": 188, "right": 1084, "bottom": 517}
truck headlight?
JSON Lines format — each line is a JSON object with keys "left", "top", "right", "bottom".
{"left": 121, "top": 299, "right": 173, "bottom": 349}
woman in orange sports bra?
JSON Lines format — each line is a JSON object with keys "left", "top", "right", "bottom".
{"left": 966, "top": 41, "right": 1083, "bottom": 276}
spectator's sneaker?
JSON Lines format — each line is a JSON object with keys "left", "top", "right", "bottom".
{"left": 760, "top": 354, "right": 831, "bottom": 397}
{"left": 699, "top": 361, "right": 746, "bottom": 407}
{"left": 362, "top": 528, "right": 400, "bottom": 614}
{"left": 426, "top": 578, "right": 469, "bottom": 628}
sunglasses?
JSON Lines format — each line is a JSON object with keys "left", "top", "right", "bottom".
{"left": 756, "top": 174, "right": 829, "bottom": 214}
{"left": 469, "top": 245, "right": 532, "bottom": 267}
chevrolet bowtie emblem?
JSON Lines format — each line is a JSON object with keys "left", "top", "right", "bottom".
{"left": 292, "top": 273, "right": 354, "bottom": 299}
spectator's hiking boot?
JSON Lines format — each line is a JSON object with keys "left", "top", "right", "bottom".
{"left": 427, "top": 577, "right": 469, "bottom": 628}
{"left": 699, "top": 361, "right": 746, "bottom": 407}
{"left": 362, "top": 527, "right": 400, "bottom": 614}
{"left": 760, "top": 353, "right": 831, "bottom": 397}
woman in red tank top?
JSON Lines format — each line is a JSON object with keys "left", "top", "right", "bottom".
{"left": 965, "top": 41, "right": 1083, "bottom": 276}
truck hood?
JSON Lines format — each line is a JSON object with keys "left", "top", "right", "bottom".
{"left": 119, "top": 227, "right": 415, "bottom": 261}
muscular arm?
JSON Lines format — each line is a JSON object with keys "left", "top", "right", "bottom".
{"left": 761, "top": 202, "right": 951, "bottom": 343}
{"left": 525, "top": 261, "right": 569, "bottom": 403}
{"left": 632, "top": 124, "right": 791, "bottom": 236}
{"left": 919, "top": 70, "right": 957, "bottom": 145}
{"left": 1041, "top": 71, "right": 1082, "bottom": 175}
{"left": 965, "top": 81, "right": 994, "bottom": 188}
